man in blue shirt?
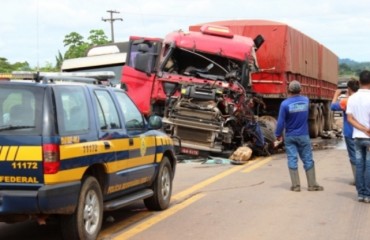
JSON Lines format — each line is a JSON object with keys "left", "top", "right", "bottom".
{"left": 275, "top": 80, "right": 324, "bottom": 192}
{"left": 330, "top": 79, "right": 359, "bottom": 185}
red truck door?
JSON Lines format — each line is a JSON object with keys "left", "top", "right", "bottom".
{"left": 121, "top": 37, "right": 163, "bottom": 116}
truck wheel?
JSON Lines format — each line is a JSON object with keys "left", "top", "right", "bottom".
{"left": 144, "top": 156, "right": 173, "bottom": 211}
{"left": 60, "top": 176, "right": 103, "bottom": 240}
{"left": 322, "top": 102, "right": 332, "bottom": 131}
{"left": 318, "top": 106, "right": 324, "bottom": 136}
{"left": 309, "top": 119, "right": 319, "bottom": 138}
{"left": 258, "top": 116, "right": 277, "bottom": 154}
{"left": 309, "top": 105, "right": 319, "bottom": 138}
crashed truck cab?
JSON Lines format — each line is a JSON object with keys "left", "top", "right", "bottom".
{"left": 121, "top": 25, "right": 267, "bottom": 157}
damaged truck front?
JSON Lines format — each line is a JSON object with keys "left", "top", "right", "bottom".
{"left": 121, "top": 25, "right": 273, "bottom": 157}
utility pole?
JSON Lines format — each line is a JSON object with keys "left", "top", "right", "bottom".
{"left": 102, "top": 10, "right": 123, "bottom": 42}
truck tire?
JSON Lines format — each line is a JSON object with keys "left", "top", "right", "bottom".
{"left": 322, "top": 102, "right": 332, "bottom": 131}
{"left": 318, "top": 106, "right": 324, "bottom": 136}
{"left": 309, "top": 104, "right": 319, "bottom": 138}
{"left": 144, "top": 156, "right": 173, "bottom": 210}
{"left": 309, "top": 119, "right": 319, "bottom": 138}
{"left": 258, "top": 116, "right": 277, "bottom": 154}
{"left": 258, "top": 116, "right": 277, "bottom": 143}
{"left": 60, "top": 176, "right": 103, "bottom": 240}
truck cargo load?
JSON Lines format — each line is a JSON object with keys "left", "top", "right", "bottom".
{"left": 189, "top": 20, "right": 338, "bottom": 99}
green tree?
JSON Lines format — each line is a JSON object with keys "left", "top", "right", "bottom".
{"left": 62, "top": 29, "right": 109, "bottom": 60}
{"left": 55, "top": 50, "right": 64, "bottom": 70}
{"left": 63, "top": 32, "right": 89, "bottom": 59}
{"left": 39, "top": 62, "right": 58, "bottom": 72}
{"left": 87, "top": 29, "right": 109, "bottom": 46}
{"left": 12, "top": 61, "right": 32, "bottom": 71}
{"left": 0, "top": 57, "right": 14, "bottom": 72}
{"left": 0, "top": 58, "right": 32, "bottom": 72}
{"left": 339, "top": 63, "right": 352, "bottom": 75}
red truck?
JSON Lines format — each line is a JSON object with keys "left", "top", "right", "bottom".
{"left": 121, "top": 20, "right": 338, "bottom": 157}
{"left": 189, "top": 20, "right": 338, "bottom": 139}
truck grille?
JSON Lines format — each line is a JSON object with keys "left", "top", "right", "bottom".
{"left": 176, "top": 126, "right": 213, "bottom": 143}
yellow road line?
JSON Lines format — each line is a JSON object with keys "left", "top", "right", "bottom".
{"left": 107, "top": 156, "right": 272, "bottom": 239}
{"left": 98, "top": 212, "right": 151, "bottom": 239}
{"left": 172, "top": 157, "right": 272, "bottom": 201}
{"left": 112, "top": 193, "right": 206, "bottom": 240}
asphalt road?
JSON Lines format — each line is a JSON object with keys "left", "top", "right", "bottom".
{"left": 101, "top": 139, "right": 370, "bottom": 240}
{"left": 1, "top": 137, "right": 369, "bottom": 240}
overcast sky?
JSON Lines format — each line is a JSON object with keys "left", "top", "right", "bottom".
{"left": 1, "top": 0, "right": 369, "bottom": 68}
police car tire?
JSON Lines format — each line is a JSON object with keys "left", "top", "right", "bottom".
{"left": 60, "top": 176, "right": 103, "bottom": 240}
{"left": 144, "top": 156, "right": 173, "bottom": 211}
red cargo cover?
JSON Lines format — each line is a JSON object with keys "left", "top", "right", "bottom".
{"left": 189, "top": 20, "right": 338, "bottom": 86}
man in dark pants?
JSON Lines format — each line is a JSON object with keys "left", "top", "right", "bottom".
{"left": 331, "top": 79, "right": 359, "bottom": 185}
{"left": 347, "top": 70, "right": 370, "bottom": 203}
{"left": 275, "top": 80, "right": 324, "bottom": 192}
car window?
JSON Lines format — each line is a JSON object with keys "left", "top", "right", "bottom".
{"left": 114, "top": 91, "right": 144, "bottom": 129}
{"left": 54, "top": 86, "right": 89, "bottom": 133}
{"left": 0, "top": 85, "right": 43, "bottom": 135}
{"left": 94, "top": 90, "right": 121, "bottom": 130}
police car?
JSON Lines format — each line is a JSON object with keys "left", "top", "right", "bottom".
{"left": 0, "top": 72, "right": 176, "bottom": 240}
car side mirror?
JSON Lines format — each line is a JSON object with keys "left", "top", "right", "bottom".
{"left": 148, "top": 115, "right": 162, "bottom": 129}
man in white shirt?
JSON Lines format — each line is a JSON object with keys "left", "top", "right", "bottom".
{"left": 347, "top": 70, "right": 370, "bottom": 203}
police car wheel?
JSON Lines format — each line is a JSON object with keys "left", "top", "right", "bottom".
{"left": 144, "top": 156, "right": 173, "bottom": 210}
{"left": 60, "top": 176, "right": 103, "bottom": 240}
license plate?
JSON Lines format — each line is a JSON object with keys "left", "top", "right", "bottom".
{"left": 180, "top": 147, "right": 199, "bottom": 156}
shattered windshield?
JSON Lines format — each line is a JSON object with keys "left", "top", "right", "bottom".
{"left": 162, "top": 47, "right": 244, "bottom": 82}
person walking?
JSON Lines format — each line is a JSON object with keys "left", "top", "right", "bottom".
{"left": 275, "top": 80, "right": 324, "bottom": 192}
{"left": 331, "top": 78, "right": 359, "bottom": 184}
{"left": 346, "top": 70, "right": 370, "bottom": 203}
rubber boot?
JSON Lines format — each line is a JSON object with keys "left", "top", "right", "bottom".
{"left": 306, "top": 166, "right": 324, "bottom": 191}
{"left": 350, "top": 164, "right": 356, "bottom": 186}
{"left": 289, "top": 169, "right": 301, "bottom": 192}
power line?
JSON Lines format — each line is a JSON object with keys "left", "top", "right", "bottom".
{"left": 102, "top": 10, "right": 123, "bottom": 42}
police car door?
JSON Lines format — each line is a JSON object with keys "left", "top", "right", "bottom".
{"left": 93, "top": 89, "right": 127, "bottom": 191}
{"left": 114, "top": 90, "right": 157, "bottom": 187}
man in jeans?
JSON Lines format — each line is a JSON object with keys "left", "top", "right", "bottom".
{"left": 275, "top": 80, "right": 324, "bottom": 192}
{"left": 346, "top": 70, "right": 370, "bottom": 203}
{"left": 331, "top": 79, "right": 359, "bottom": 184}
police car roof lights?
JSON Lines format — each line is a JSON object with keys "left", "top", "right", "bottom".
{"left": 11, "top": 71, "right": 115, "bottom": 85}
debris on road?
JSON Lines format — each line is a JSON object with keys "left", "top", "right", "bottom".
{"left": 229, "top": 146, "right": 253, "bottom": 164}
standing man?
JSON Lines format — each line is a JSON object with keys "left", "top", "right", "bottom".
{"left": 346, "top": 70, "right": 370, "bottom": 203}
{"left": 275, "top": 80, "right": 324, "bottom": 192}
{"left": 331, "top": 78, "right": 359, "bottom": 184}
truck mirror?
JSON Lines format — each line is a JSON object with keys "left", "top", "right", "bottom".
{"left": 254, "top": 35, "right": 264, "bottom": 50}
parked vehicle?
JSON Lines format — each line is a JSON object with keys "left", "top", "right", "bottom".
{"left": 0, "top": 72, "right": 176, "bottom": 240}
{"left": 61, "top": 42, "right": 128, "bottom": 87}
{"left": 0, "top": 73, "right": 12, "bottom": 80}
